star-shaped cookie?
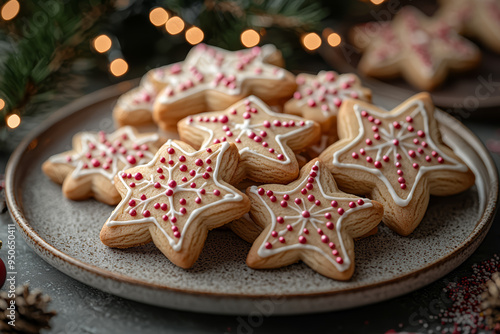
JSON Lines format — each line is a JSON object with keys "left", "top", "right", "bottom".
{"left": 42, "top": 126, "right": 163, "bottom": 205}
{"left": 319, "top": 93, "right": 475, "bottom": 236}
{"left": 148, "top": 43, "right": 297, "bottom": 131}
{"left": 113, "top": 77, "right": 159, "bottom": 127}
{"left": 284, "top": 71, "right": 371, "bottom": 133}
{"left": 438, "top": 0, "right": 500, "bottom": 53}
{"left": 351, "top": 6, "right": 481, "bottom": 90}
{"left": 246, "top": 159, "right": 383, "bottom": 280}
{"left": 178, "top": 95, "right": 321, "bottom": 184}
{"left": 100, "top": 140, "right": 250, "bottom": 268}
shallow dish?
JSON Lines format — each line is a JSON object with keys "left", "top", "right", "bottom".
{"left": 5, "top": 81, "right": 498, "bottom": 315}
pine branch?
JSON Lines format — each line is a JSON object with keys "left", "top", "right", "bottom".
{"left": 0, "top": 0, "right": 115, "bottom": 129}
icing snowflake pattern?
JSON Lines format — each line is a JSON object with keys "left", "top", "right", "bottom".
{"left": 291, "top": 71, "right": 368, "bottom": 117}
{"left": 49, "top": 127, "right": 159, "bottom": 182}
{"left": 249, "top": 161, "right": 374, "bottom": 272}
{"left": 332, "top": 100, "right": 468, "bottom": 207}
{"left": 106, "top": 141, "right": 243, "bottom": 251}
{"left": 185, "top": 96, "right": 316, "bottom": 165}
{"left": 154, "top": 44, "right": 285, "bottom": 104}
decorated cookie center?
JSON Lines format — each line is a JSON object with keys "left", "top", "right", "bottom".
{"left": 50, "top": 128, "right": 158, "bottom": 181}
{"left": 155, "top": 44, "right": 284, "bottom": 102}
{"left": 333, "top": 102, "right": 468, "bottom": 207}
{"left": 186, "top": 96, "right": 313, "bottom": 164}
{"left": 107, "top": 141, "right": 242, "bottom": 251}
{"left": 252, "top": 161, "right": 373, "bottom": 271}
{"left": 292, "top": 71, "right": 364, "bottom": 116}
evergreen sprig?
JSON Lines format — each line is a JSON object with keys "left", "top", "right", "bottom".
{"left": 0, "top": 0, "right": 115, "bottom": 130}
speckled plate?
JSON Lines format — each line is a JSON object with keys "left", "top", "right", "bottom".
{"left": 5, "top": 81, "right": 498, "bottom": 315}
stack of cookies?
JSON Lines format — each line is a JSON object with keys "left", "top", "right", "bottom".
{"left": 42, "top": 43, "right": 475, "bottom": 281}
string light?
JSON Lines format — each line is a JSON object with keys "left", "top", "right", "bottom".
{"left": 1, "top": 0, "right": 20, "bottom": 21}
{"left": 240, "top": 29, "right": 260, "bottom": 48}
{"left": 93, "top": 35, "right": 112, "bottom": 53}
{"left": 165, "top": 16, "right": 185, "bottom": 35}
{"left": 0, "top": 98, "right": 5, "bottom": 111}
{"left": 6, "top": 114, "right": 21, "bottom": 129}
{"left": 370, "top": 0, "right": 385, "bottom": 4}
{"left": 149, "top": 7, "right": 169, "bottom": 27}
{"left": 327, "top": 33, "right": 342, "bottom": 47}
{"left": 302, "top": 32, "right": 322, "bottom": 51}
{"left": 110, "top": 58, "right": 128, "bottom": 77}
{"left": 185, "top": 26, "right": 204, "bottom": 45}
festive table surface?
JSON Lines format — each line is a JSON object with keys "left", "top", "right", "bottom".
{"left": 0, "top": 73, "right": 499, "bottom": 334}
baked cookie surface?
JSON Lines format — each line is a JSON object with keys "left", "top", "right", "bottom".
{"left": 246, "top": 159, "right": 383, "bottom": 280}
{"left": 42, "top": 126, "right": 162, "bottom": 205}
{"left": 178, "top": 95, "right": 321, "bottom": 184}
{"left": 100, "top": 140, "right": 250, "bottom": 268}
{"left": 319, "top": 93, "right": 475, "bottom": 236}
{"left": 150, "top": 44, "right": 297, "bottom": 130}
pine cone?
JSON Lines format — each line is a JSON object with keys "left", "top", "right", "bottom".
{"left": 0, "top": 285, "right": 57, "bottom": 334}
{"left": 482, "top": 272, "right": 500, "bottom": 332}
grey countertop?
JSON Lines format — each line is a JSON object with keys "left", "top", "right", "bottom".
{"left": 0, "top": 80, "right": 499, "bottom": 333}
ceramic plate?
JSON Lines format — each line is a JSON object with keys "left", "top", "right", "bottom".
{"left": 5, "top": 81, "right": 498, "bottom": 315}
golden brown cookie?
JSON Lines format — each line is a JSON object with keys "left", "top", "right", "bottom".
{"left": 438, "top": 0, "right": 500, "bottom": 53}
{"left": 246, "top": 159, "right": 383, "bottom": 280}
{"left": 42, "top": 126, "right": 163, "bottom": 205}
{"left": 319, "top": 93, "right": 475, "bottom": 236}
{"left": 149, "top": 44, "right": 297, "bottom": 131}
{"left": 351, "top": 6, "right": 481, "bottom": 90}
{"left": 178, "top": 95, "right": 321, "bottom": 184}
{"left": 113, "top": 77, "right": 159, "bottom": 127}
{"left": 100, "top": 140, "right": 250, "bottom": 268}
{"left": 284, "top": 71, "right": 371, "bottom": 134}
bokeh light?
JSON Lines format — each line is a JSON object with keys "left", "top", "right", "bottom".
{"left": 110, "top": 58, "right": 128, "bottom": 77}
{"left": 6, "top": 114, "right": 21, "bottom": 129}
{"left": 240, "top": 29, "right": 260, "bottom": 48}
{"left": 149, "top": 7, "right": 169, "bottom": 27}
{"left": 327, "top": 33, "right": 342, "bottom": 47}
{"left": 1, "top": 0, "right": 20, "bottom": 21}
{"left": 302, "top": 33, "right": 322, "bottom": 51}
{"left": 165, "top": 16, "right": 185, "bottom": 35}
{"left": 93, "top": 35, "right": 112, "bottom": 53}
{"left": 185, "top": 27, "right": 204, "bottom": 45}
{"left": 0, "top": 98, "right": 5, "bottom": 111}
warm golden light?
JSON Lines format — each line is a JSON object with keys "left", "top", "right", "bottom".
{"left": 149, "top": 7, "right": 169, "bottom": 27}
{"left": 302, "top": 32, "right": 322, "bottom": 51}
{"left": 185, "top": 26, "right": 204, "bottom": 45}
{"left": 110, "top": 58, "right": 128, "bottom": 77}
{"left": 0, "top": 98, "right": 5, "bottom": 111}
{"left": 370, "top": 0, "right": 385, "bottom": 4}
{"left": 6, "top": 114, "right": 21, "bottom": 129}
{"left": 165, "top": 16, "right": 185, "bottom": 35}
{"left": 240, "top": 29, "right": 260, "bottom": 48}
{"left": 93, "top": 35, "right": 112, "bottom": 53}
{"left": 327, "top": 33, "right": 342, "bottom": 47}
{"left": 1, "top": 0, "right": 20, "bottom": 21}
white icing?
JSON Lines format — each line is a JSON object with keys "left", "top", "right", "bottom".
{"left": 293, "top": 71, "right": 369, "bottom": 117}
{"left": 189, "top": 95, "right": 316, "bottom": 165}
{"left": 400, "top": 8, "right": 479, "bottom": 78}
{"left": 117, "top": 78, "right": 158, "bottom": 112}
{"left": 250, "top": 161, "right": 374, "bottom": 273}
{"left": 49, "top": 126, "right": 159, "bottom": 183}
{"left": 106, "top": 141, "right": 244, "bottom": 251}
{"left": 155, "top": 44, "right": 286, "bottom": 104}
{"left": 332, "top": 100, "right": 468, "bottom": 207}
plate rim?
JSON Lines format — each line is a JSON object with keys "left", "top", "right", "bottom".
{"left": 5, "top": 80, "right": 499, "bottom": 300}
